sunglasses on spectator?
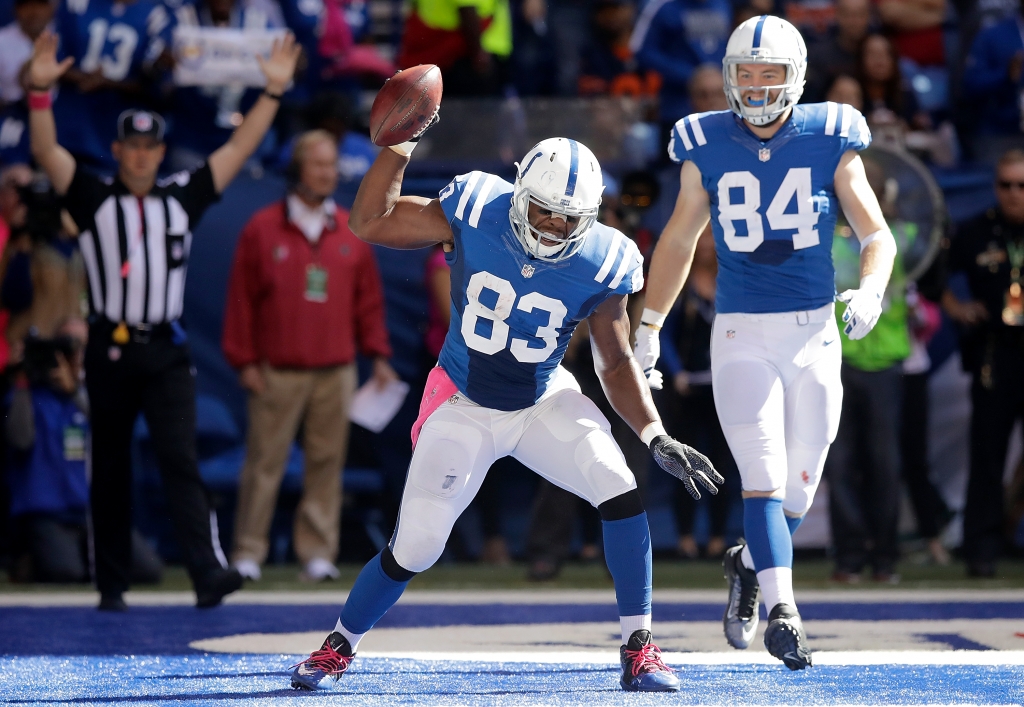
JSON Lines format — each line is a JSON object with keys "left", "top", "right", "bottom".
{"left": 997, "top": 180, "right": 1024, "bottom": 190}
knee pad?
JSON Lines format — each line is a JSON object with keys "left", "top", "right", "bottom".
{"left": 390, "top": 495, "right": 459, "bottom": 573}
{"left": 407, "top": 421, "right": 483, "bottom": 501}
{"left": 782, "top": 443, "right": 827, "bottom": 517}
{"left": 574, "top": 430, "right": 636, "bottom": 504}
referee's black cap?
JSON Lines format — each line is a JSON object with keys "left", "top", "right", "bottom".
{"left": 117, "top": 109, "right": 166, "bottom": 143}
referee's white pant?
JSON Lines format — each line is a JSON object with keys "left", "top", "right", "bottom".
{"left": 710, "top": 303, "right": 843, "bottom": 518}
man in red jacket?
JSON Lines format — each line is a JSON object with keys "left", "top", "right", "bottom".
{"left": 222, "top": 130, "right": 396, "bottom": 582}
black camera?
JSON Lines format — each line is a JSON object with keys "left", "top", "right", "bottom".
{"left": 22, "top": 334, "right": 79, "bottom": 387}
{"left": 15, "top": 175, "right": 62, "bottom": 243}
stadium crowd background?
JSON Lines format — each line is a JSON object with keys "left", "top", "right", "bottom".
{"left": 1, "top": 0, "right": 1024, "bottom": 587}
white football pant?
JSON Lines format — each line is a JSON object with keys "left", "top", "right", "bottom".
{"left": 710, "top": 303, "right": 843, "bottom": 517}
{"left": 390, "top": 367, "right": 638, "bottom": 572}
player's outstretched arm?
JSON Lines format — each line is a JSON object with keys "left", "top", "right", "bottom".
{"left": 348, "top": 148, "right": 454, "bottom": 250}
{"left": 589, "top": 293, "right": 723, "bottom": 499}
{"left": 26, "top": 31, "right": 76, "bottom": 196}
{"left": 209, "top": 33, "right": 301, "bottom": 194}
{"left": 834, "top": 150, "right": 898, "bottom": 340}
{"left": 633, "top": 160, "right": 710, "bottom": 389}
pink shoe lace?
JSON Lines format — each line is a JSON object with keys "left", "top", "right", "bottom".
{"left": 291, "top": 643, "right": 353, "bottom": 681}
{"left": 624, "top": 642, "right": 674, "bottom": 678}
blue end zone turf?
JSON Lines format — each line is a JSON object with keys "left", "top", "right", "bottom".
{"left": 0, "top": 655, "right": 1022, "bottom": 706}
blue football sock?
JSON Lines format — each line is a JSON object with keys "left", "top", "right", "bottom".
{"left": 339, "top": 552, "right": 410, "bottom": 635}
{"left": 743, "top": 497, "right": 793, "bottom": 571}
{"left": 786, "top": 514, "right": 804, "bottom": 536}
{"left": 602, "top": 512, "right": 652, "bottom": 618}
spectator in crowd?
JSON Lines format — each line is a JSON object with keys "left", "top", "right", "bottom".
{"left": 630, "top": 0, "right": 731, "bottom": 140}
{"left": 826, "top": 73, "right": 865, "bottom": 107}
{"left": 687, "top": 63, "right": 726, "bottom": 114}
{"left": 659, "top": 225, "right": 738, "bottom": 559}
{"left": 277, "top": 91, "right": 379, "bottom": 186}
{"left": 877, "top": 0, "right": 948, "bottom": 67}
{"left": 222, "top": 129, "right": 396, "bottom": 582}
{"left": 962, "top": 4, "right": 1024, "bottom": 162}
{"left": 783, "top": 0, "right": 837, "bottom": 42}
{"left": 0, "top": 172, "right": 85, "bottom": 350}
{"left": 858, "top": 33, "right": 928, "bottom": 130}
{"left": 577, "top": 0, "right": 658, "bottom": 98}
{"left": 804, "top": 0, "right": 872, "bottom": 102}
{"left": 941, "top": 149, "right": 1024, "bottom": 578}
{"left": 0, "top": 0, "right": 53, "bottom": 167}
{"left": 5, "top": 318, "right": 163, "bottom": 583}
{"left": 167, "top": 0, "right": 287, "bottom": 171}
{"left": 826, "top": 155, "right": 911, "bottom": 583}
{"left": 901, "top": 280, "right": 952, "bottom": 565}
{"left": 398, "top": 0, "right": 512, "bottom": 96}
{"left": 28, "top": 30, "right": 301, "bottom": 609}
{"left": 53, "top": 0, "right": 172, "bottom": 172}
{"left": 509, "top": 0, "right": 559, "bottom": 96}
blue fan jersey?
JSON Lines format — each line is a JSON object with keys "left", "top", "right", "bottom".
{"left": 437, "top": 171, "right": 644, "bottom": 411}
{"left": 669, "top": 102, "right": 871, "bottom": 314}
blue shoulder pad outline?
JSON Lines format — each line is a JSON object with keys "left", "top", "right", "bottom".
{"left": 439, "top": 171, "right": 506, "bottom": 229}
{"left": 591, "top": 226, "right": 645, "bottom": 298}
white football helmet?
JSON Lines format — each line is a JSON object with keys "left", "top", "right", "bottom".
{"left": 723, "top": 15, "right": 807, "bottom": 126}
{"left": 510, "top": 138, "right": 603, "bottom": 261}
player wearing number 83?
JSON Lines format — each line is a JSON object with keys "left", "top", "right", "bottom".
{"left": 289, "top": 116, "right": 724, "bottom": 690}
{"left": 634, "top": 15, "right": 898, "bottom": 670}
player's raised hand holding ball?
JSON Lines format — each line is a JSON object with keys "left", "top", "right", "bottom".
{"left": 369, "top": 65, "right": 443, "bottom": 156}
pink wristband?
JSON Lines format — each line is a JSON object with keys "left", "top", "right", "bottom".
{"left": 27, "top": 91, "right": 52, "bottom": 111}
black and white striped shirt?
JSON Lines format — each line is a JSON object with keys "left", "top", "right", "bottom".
{"left": 63, "top": 164, "right": 220, "bottom": 326}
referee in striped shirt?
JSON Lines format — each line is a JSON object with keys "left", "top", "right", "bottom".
{"left": 26, "top": 31, "right": 300, "bottom": 610}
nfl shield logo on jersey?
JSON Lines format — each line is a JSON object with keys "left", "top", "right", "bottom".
{"left": 521, "top": 263, "right": 535, "bottom": 278}
{"left": 758, "top": 148, "right": 771, "bottom": 162}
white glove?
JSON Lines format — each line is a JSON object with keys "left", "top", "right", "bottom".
{"left": 837, "top": 274, "right": 886, "bottom": 340}
{"left": 634, "top": 308, "right": 665, "bottom": 390}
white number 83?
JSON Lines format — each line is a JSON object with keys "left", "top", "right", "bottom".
{"left": 461, "top": 271, "right": 568, "bottom": 364}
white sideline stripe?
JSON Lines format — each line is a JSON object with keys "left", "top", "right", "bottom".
{"left": 468, "top": 174, "right": 496, "bottom": 228}
{"left": 454, "top": 172, "right": 481, "bottom": 221}
{"left": 3, "top": 588, "right": 1024, "bottom": 606}
{"left": 825, "top": 101, "right": 838, "bottom": 136}
{"left": 689, "top": 114, "right": 707, "bottom": 146}
{"left": 353, "top": 650, "right": 1024, "bottom": 666}
{"left": 840, "top": 103, "right": 853, "bottom": 138}
{"left": 594, "top": 231, "right": 624, "bottom": 283}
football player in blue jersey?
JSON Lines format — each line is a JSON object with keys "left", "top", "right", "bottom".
{"left": 634, "top": 15, "right": 897, "bottom": 670}
{"left": 289, "top": 118, "right": 724, "bottom": 691}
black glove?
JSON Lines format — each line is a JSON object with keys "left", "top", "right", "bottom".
{"left": 650, "top": 435, "right": 724, "bottom": 500}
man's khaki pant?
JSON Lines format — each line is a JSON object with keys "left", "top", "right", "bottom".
{"left": 232, "top": 364, "right": 357, "bottom": 566}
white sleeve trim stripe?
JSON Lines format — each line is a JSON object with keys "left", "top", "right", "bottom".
{"left": 825, "top": 102, "right": 838, "bottom": 136}
{"left": 676, "top": 120, "right": 693, "bottom": 151}
{"left": 468, "top": 174, "right": 496, "bottom": 228}
{"left": 840, "top": 104, "right": 852, "bottom": 138}
{"left": 608, "top": 247, "right": 634, "bottom": 289}
{"left": 628, "top": 0, "right": 671, "bottom": 54}
{"left": 689, "top": 114, "right": 707, "bottom": 146}
{"left": 454, "top": 172, "right": 482, "bottom": 221}
{"left": 595, "top": 230, "right": 624, "bottom": 283}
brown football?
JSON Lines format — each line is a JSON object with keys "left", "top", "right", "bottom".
{"left": 369, "top": 65, "right": 443, "bottom": 147}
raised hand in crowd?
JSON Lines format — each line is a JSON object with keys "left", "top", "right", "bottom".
{"left": 27, "top": 31, "right": 73, "bottom": 91}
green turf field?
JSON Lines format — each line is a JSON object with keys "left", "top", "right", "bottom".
{"left": 2, "top": 558, "right": 1023, "bottom": 593}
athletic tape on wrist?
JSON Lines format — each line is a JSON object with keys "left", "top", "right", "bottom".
{"left": 640, "top": 308, "right": 667, "bottom": 330}
{"left": 27, "top": 91, "right": 52, "bottom": 111}
{"left": 641, "top": 421, "right": 667, "bottom": 446}
{"left": 389, "top": 141, "right": 418, "bottom": 157}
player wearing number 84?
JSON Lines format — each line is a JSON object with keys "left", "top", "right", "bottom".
{"left": 289, "top": 113, "right": 724, "bottom": 690}
{"left": 633, "top": 15, "right": 898, "bottom": 670}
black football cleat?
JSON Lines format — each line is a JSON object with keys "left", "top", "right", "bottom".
{"left": 291, "top": 632, "right": 355, "bottom": 690}
{"left": 763, "top": 603, "right": 812, "bottom": 670}
{"left": 619, "top": 629, "right": 679, "bottom": 692}
{"left": 722, "top": 542, "right": 760, "bottom": 649}
{"left": 195, "top": 567, "right": 243, "bottom": 608}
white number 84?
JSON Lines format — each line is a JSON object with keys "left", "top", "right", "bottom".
{"left": 462, "top": 271, "right": 568, "bottom": 364}
{"left": 717, "top": 167, "right": 821, "bottom": 252}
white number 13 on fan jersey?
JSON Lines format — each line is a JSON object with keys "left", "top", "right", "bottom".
{"left": 717, "top": 168, "right": 821, "bottom": 252}
{"left": 461, "top": 271, "right": 568, "bottom": 363}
